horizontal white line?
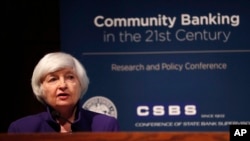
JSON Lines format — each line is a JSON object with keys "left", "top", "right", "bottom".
{"left": 82, "top": 50, "right": 250, "bottom": 56}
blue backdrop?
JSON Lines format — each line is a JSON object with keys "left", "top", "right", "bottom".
{"left": 60, "top": 0, "right": 250, "bottom": 131}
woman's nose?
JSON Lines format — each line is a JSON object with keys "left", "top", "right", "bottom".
{"left": 59, "top": 79, "right": 67, "bottom": 89}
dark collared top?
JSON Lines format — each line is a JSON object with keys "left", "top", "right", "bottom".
{"left": 8, "top": 105, "right": 119, "bottom": 133}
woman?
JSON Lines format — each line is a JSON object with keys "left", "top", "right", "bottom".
{"left": 8, "top": 52, "right": 119, "bottom": 133}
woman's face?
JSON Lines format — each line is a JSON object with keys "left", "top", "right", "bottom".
{"left": 41, "top": 67, "right": 81, "bottom": 109}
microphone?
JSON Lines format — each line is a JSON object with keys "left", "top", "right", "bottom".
{"left": 51, "top": 110, "right": 73, "bottom": 124}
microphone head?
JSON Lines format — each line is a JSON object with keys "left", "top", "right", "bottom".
{"left": 51, "top": 110, "right": 74, "bottom": 125}
{"left": 51, "top": 110, "right": 60, "bottom": 118}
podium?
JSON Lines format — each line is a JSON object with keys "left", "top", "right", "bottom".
{"left": 0, "top": 132, "right": 229, "bottom": 141}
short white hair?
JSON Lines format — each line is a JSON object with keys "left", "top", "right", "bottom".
{"left": 31, "top": 52, "right": 89, "bottom": 104}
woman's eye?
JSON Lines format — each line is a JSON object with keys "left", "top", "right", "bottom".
{"left": 48, "top": 77, "right": 57, "bottom": 82}
{"left": 67, "top": 75, "right": 75, "bottom": 80}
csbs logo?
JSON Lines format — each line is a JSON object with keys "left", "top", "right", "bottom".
{"left": 136, "top": 104, "right": 197, "bottom": 117}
